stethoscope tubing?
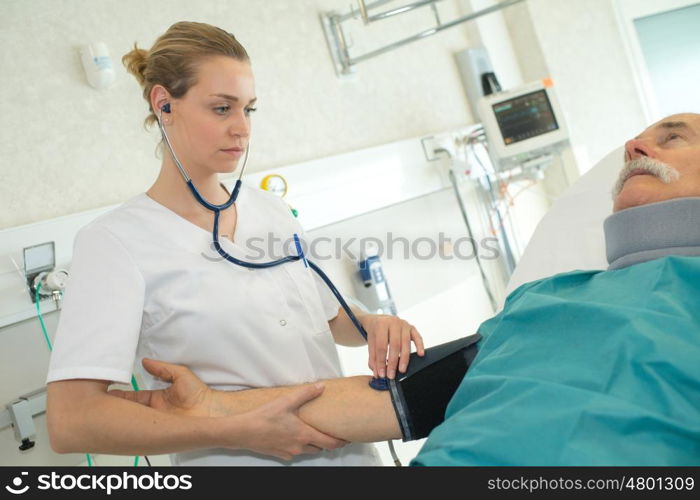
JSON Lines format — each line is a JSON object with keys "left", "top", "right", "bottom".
{"left": 158, "top": 109, "right": 388, "bottom": 389}
{"left": 208, "top": 189, "right": 368, "bottom": 339}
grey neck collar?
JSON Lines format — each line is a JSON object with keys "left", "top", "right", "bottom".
{"left": 604, "top": 197, "right": 700, "bottom": 270}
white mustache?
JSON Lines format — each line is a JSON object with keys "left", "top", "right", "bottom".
{"left": 611, "top": 157, "right": 680, "bottom": 199}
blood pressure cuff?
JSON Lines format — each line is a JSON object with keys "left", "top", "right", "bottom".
{"left": 389, "top": 334, "right": 481, "bottom": 442}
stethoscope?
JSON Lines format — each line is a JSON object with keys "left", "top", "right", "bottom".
{"left": 157, "top": 103, "right": 388, "bottom": 390}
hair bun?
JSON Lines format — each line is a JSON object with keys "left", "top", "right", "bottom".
{"left": 122, "top": 43, "right": 149, "bottom": 87}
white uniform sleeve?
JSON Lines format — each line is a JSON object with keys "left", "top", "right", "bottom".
{"left": 46, "top": 224, "right": 145, "bottom": 385}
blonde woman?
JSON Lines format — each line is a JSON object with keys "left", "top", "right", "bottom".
{"left": 46, "top": 21, "right": 424, "bottom": 466}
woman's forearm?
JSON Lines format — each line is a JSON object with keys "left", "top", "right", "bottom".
{"left": 328, "top": 307, "right": 368, "bottom": 347}
{"left": 47, "top": 380, "right": 243, "bottom": 456}
{"left": 211, "top": 376, "right": 402, "bottom": 443}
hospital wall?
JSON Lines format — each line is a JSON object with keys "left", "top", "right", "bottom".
{"left": 0, "top": 0, "right": 653, "bottom": 229}
{"left": 0, "top": 0, "right": 475, "bottom": 230}
{"left": 504, "top": 0, "right": 649, "bottom": 171}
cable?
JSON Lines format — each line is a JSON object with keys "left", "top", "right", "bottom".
{"left": 447, "top": 167, "right": 498, "bottom": 312}
{"left": 437, "top": 145, "right": 498, "bottom": 311}
{"left": 128, "top": 374, "right": 151, "bottom": 466}
{"left": 467, "top": 139, "right": 517, "bottom": 274}
{"left": 498, "top": 178, "right": 538, "bottom": 254}
{"left": 387, "top": 440, "right": 402, "bottom": 466}
{"left": 556, "top": 148, "right": 571, "bottom": 188}
{"left": 35, "top": 284, "right": 54, "bottom": 352}
{"left": 129, "top": 377, "right": 152, "bottom": 466}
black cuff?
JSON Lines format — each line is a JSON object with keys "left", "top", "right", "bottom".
{"left": 389, "top": 334, "right": 481, "bottom": 441}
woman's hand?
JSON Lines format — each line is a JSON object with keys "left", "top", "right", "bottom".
{"left": 109, "top": 358, "right": 347, "bottom": 461}
{"left": 361, "top": 315, "right": 425, "bottom": 379}
{"left": 233, "top": 385, "right": 347, "bottom": 461}
{"left": 109, "top": 358, "right": 214, "bottom": 417}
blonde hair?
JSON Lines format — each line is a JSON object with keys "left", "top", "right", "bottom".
{"left": 122, "top": 21, "right": 250, "bottom": 128}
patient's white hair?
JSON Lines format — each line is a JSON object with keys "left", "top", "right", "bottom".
{"left": 612, "top": 157, "right": 680, "bottom": 199}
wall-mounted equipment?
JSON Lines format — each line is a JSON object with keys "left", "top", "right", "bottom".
{"left": 79, "top": 42, "right": 116, "bottom": 90}
{"left": 354, "top": 243, "right": 397, "bottom": 315}
{"left": 260, "top": 174, "right": 299, "bottom": 217}
{"left": 23, "top": 241, "right": 68, "bottom": 304}
{"left": 260, "top": 174, "right": 289, "bottom": 198}
{"left": 24, "top": 242, "right": 54, "bottom": 303}
{"left": 455, "top": 47, "right": 501, "bottom": 121}
{"left": 477, "top": 79, "right": 569, "bottom": 165}
{"left": 1, "top": 389, "right": 46, "bottom": 452}
{"left": 320, "top": 0, "right": 525, "bottom": 76}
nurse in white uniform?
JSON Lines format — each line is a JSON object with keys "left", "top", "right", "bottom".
{"left": 45, "top": 21, "right": 424, "bottom": 466}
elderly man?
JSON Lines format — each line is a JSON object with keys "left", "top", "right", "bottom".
{"left": 107, "top": 113, "right": 700, "bottom": 465}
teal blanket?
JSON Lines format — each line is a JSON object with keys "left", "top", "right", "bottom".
{"left": 413, "top": 256, "right": 700, "bottom": 465}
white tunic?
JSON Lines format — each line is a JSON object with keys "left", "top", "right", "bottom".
{"left": 47, "top": 185, "right": 379, "bottom": 466}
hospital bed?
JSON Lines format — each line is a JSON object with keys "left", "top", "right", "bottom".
{"left": 506, "top": 147, "right": 625, "bottom": 295}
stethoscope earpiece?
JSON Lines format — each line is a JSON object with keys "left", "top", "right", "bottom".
{"left": 161, "top": 103, "right": 171, "bottom": 113}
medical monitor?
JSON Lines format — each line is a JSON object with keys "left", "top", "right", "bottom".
{"left": 478, "top": 80, "right": 568, "bottom": 161}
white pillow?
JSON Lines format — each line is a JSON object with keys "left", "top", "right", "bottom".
{"left": 505, "top": 147, "right": 625, "bottom": 295}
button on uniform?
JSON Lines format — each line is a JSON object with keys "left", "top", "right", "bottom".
{"left": 279, "top": 319, "right": 287, "bottom": 326}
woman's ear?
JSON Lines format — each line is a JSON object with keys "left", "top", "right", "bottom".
{"left": 150, "top": 85, "right": 171, "bottom": 116}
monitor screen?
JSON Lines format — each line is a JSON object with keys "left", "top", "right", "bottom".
{"left": 492, "top": 89, "right": 559, "bottom": 146}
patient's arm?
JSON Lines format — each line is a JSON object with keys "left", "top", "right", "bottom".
{"left": 215, "top": 377, "right": 400, "bottom": 443}
{"left": 110, "top": 358, "right": 401, "bottom": 443}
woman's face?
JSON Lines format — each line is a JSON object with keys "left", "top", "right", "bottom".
{"left": 166, "top": 55, "right": 256, "bottom": 177}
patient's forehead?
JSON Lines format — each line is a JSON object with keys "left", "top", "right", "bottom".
{"left": 639, "top": 113, "right": 700, "bottom": 138}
